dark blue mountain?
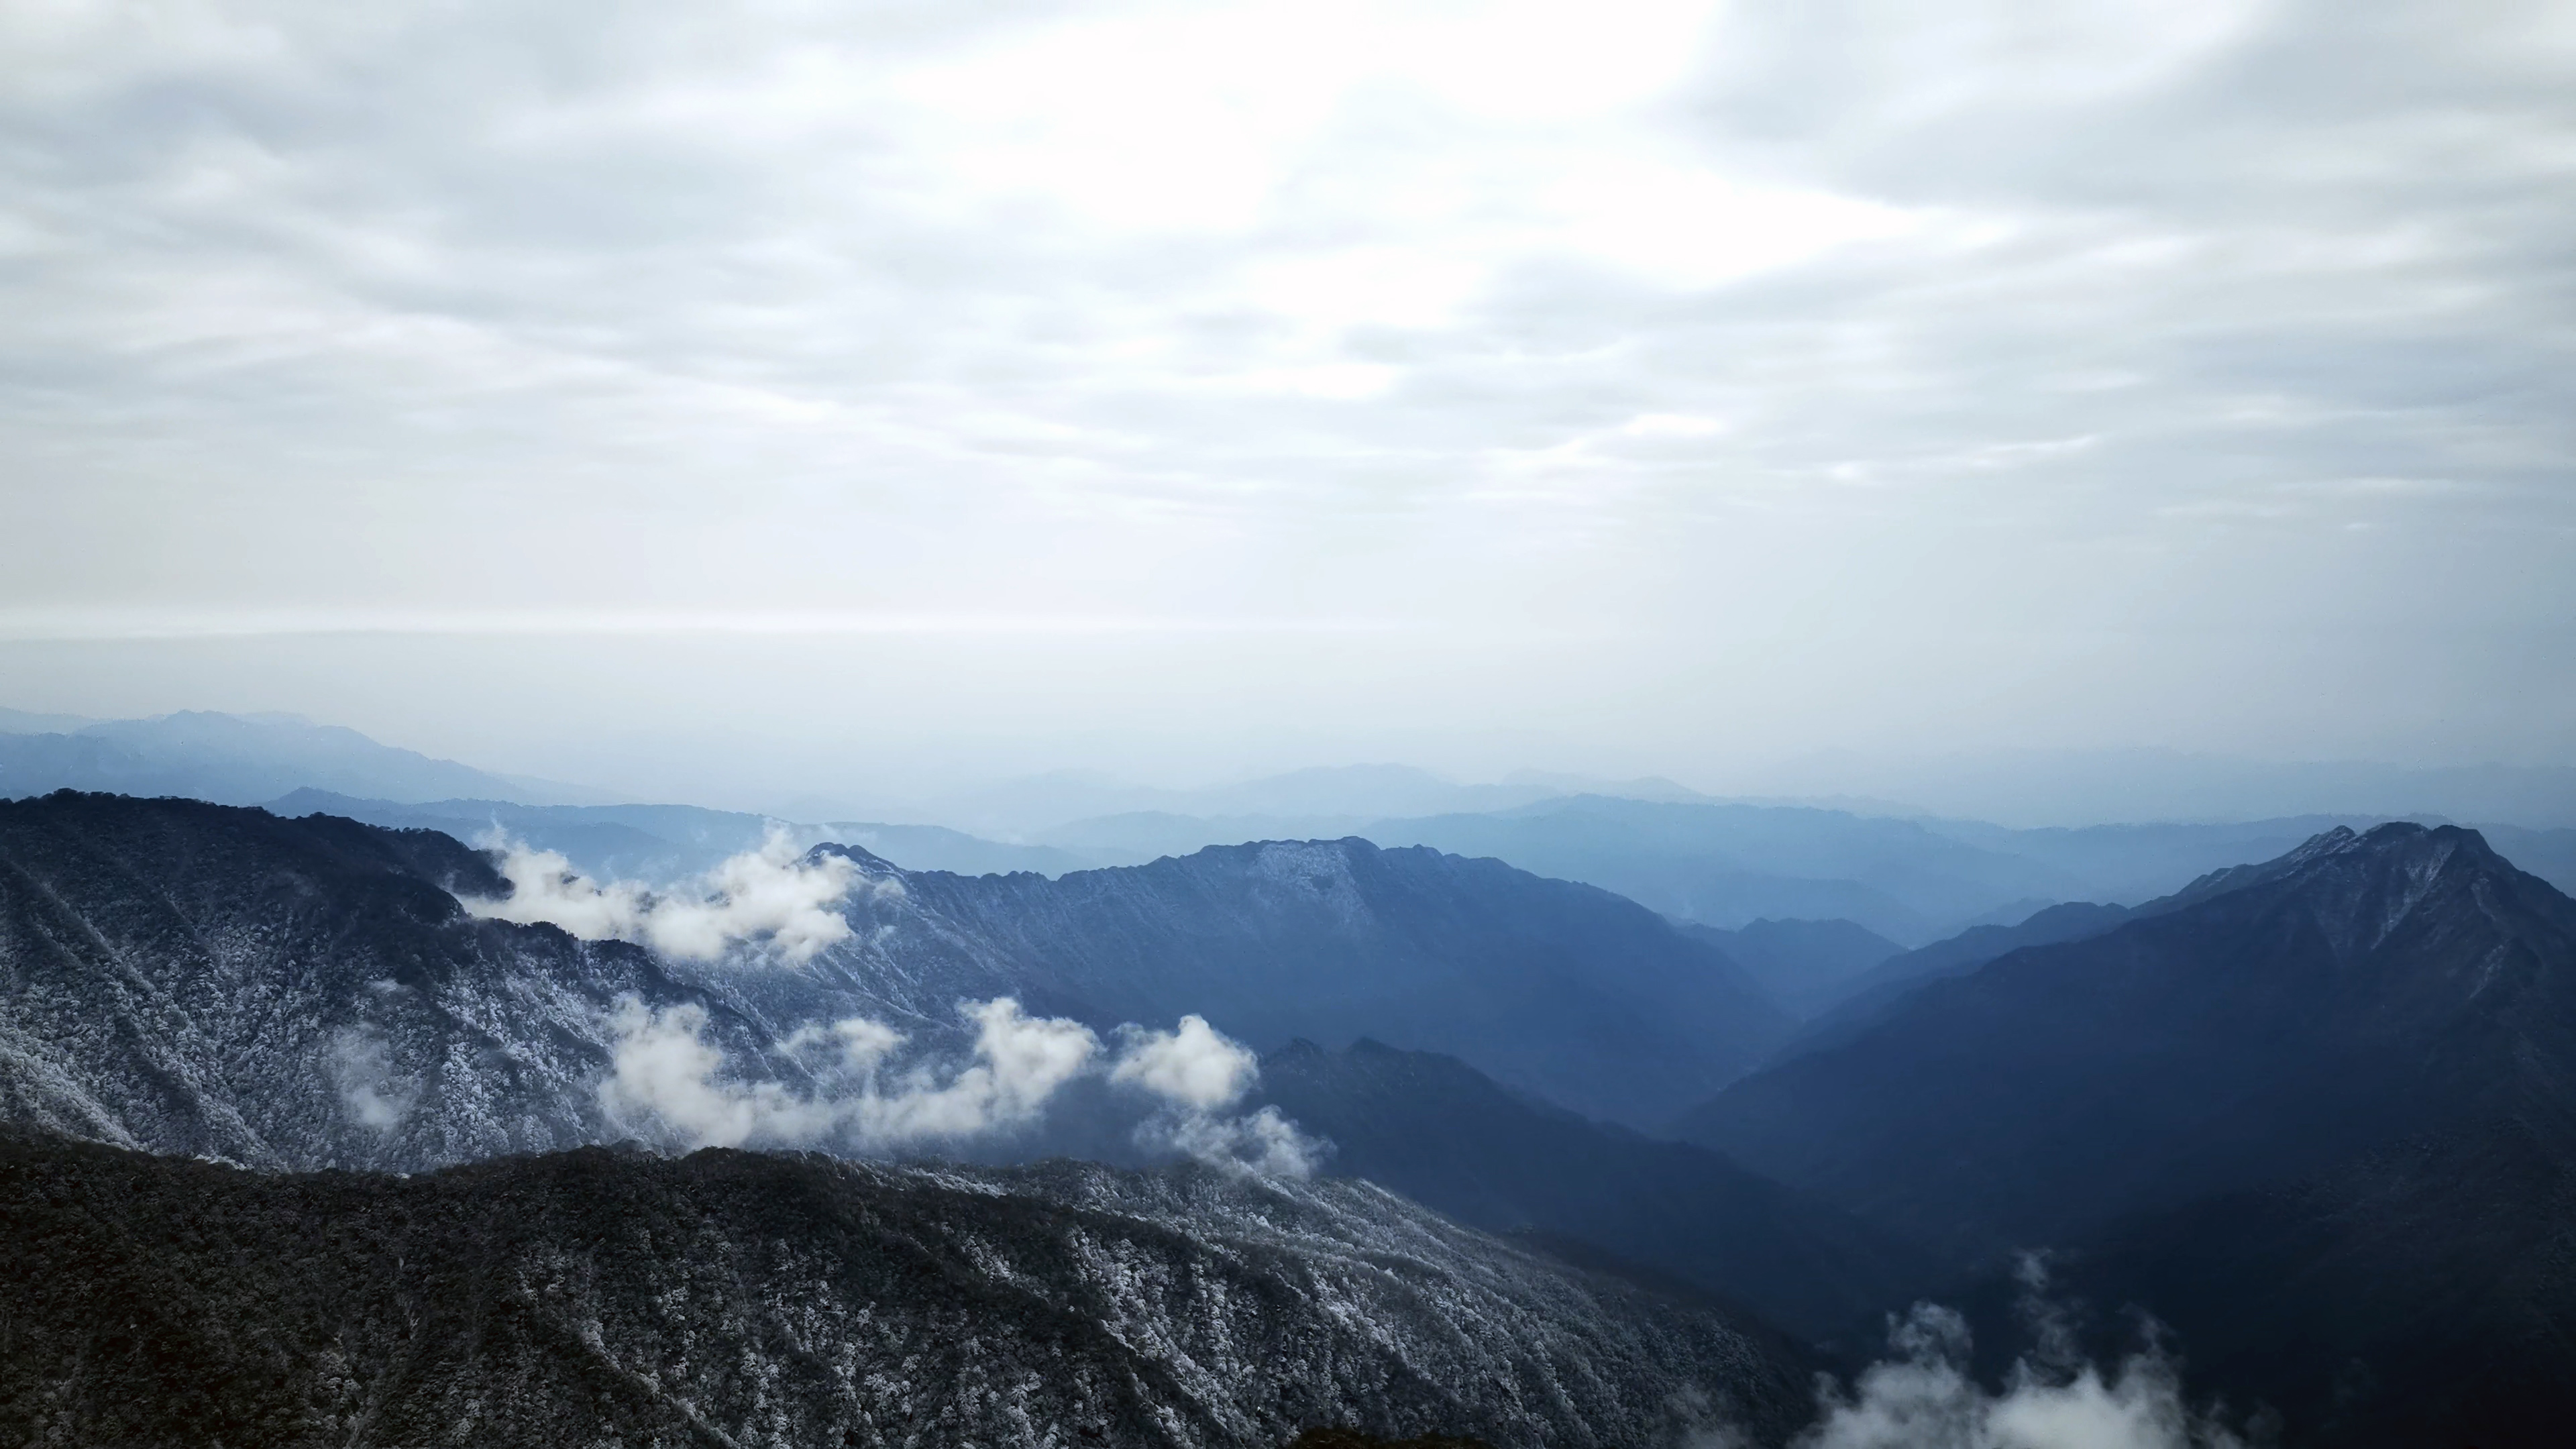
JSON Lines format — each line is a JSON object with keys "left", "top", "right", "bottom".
{"left": 1674, "top": 823, "right": 2576, "bottom": 1445}
{"left": 1250, "top": 1038, "right": 1933, "bottom": 1342}
{"left": 1674, "top": 918, "right": 1904, "bottom": 1019}
{"left": 826, "top": 838, "right": 1790, "bottom": 1128}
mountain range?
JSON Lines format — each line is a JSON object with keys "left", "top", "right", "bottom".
{"left": 13, "top": 713, "right": 2576, "bottom": 959}
{"left": 804, "top": 837, "right": 1788, "bottom": 1129}
{"left": 1676, "top": 820, "right": 2576, "bottom": 1443}
{"left": 1026, "top": 796, "right": 2576, "bottom": 946}
{"left": 0, "top": 1129, "right": 1812, "bottom": 1448}
{"left": 0, "top": 711, "right": 598, "bottom": 807}
{"left": 5, "top": 770, "right": 2575, "bottom": 1444}
{"left": 1248, "top": 1038, "right": 1931, "bottom": 1342}
{"left": 0, "top": 793, "right": 1787, "bottom": 1159}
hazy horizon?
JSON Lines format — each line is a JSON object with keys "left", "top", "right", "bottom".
{"left": 4, "top": 0, "right": 2570, "bottom": 816}
{"left": 12, "top": 700, "right": 2576, "bottom": 832}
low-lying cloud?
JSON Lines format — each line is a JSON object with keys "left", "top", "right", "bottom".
{"left": 466, "top": 831, "right": 885, "bottom": 963}
{"left": 1786, "top": 1301, "right": 2249, "bottom": 1449}
{"left": 1136, "top": 1103, "right": 1324, "bottom": 1178}
{"left": 600, "top": 996, "right": 1322, "bottom": 1175}
{"left": 1678, "top": 1259, "right": 2255, "bottom": 1449}
{"left": 1110, "top": 1014, "right": 1260, "bottom": 1110}
{"left": 327, "top": 1026, "right": 417, "bottom": 1132}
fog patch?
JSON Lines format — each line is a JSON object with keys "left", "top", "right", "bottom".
{"left": 465, "top": 830, "right": 888, "bottom": 964}
{"left": 1780, "top": 1263, "right": 2255, "bottom": 1449}
{"left": 328, "top": 1027, "right": 417, "bottom": 1132}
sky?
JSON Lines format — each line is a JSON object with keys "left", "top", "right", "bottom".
{"left": 1, "top": 0, "right": 2570, "bottom": 806}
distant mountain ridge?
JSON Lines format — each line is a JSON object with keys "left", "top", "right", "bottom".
{"left": 1028, "top": 796, "right": 2576, "bottom": 947}
{"left": 0, "top": 793, "right": 1789, "bottom": 1168}
{"left": 14, "top": 709, "right": 2573, "bottom": 950}
{"left": 0, "top": 711, "right": 598, "bottom": 806}
{"left": 1674, "top": 918, "right": 1905, "bottom": 1020}
{"left": 809, "top": 837, "right": 1790, "bottom": 1128}
{"left": 265, "top": 789, "right": 1097, "bottom": 883}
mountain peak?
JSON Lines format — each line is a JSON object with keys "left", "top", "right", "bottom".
{"left": 2282, "top": 818, "right": 2514, "bottom": 873}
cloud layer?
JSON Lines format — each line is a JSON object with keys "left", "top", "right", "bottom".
{"left": 466, "top": 830, "right": 879, "bottom": 963}
{"left": 600, "top": 995, "right": 1321, "bottom": 1175}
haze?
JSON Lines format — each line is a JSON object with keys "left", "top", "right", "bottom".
{"left": 3, "top": 0, "right": 2570, "bottom": 810}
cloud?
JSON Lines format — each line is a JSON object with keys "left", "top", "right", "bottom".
{"left": 1109, "top": 1014, "right": 1260, "bottom": 1110}
{"left": 327, "top": 1026, "right": 417, "bottom": 1132}
{"left": 1137, "top": 1104, "right": 1329, "bottom": 1179}
{"left": 465, "top": 840, "right": 655, "bottom": 941}
{"left": 1108, "top": 1013, "right": 1329, "bottom": 1174}
{"left": 641, "top": 835, "right": 871, "bottom": 963}
{"left": 464, "top": 830, "right": 881, "bottom": 964}
{"left": 1782, "top": 1269, "right": 2251, "bottom": 1449}
{"left": 600, "top": 994, "right": 1324, "bottom": 1175}
{"left": 845, "top": 998, "right": 1100, "bottom": 1144}
{"left": 598, "top": 998, "right": 837, "bottom": 1148}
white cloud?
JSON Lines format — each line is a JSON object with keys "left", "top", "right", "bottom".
{"left": 464, "top": 830, "right": 877, "bottom": 964}
{"left": 1788, "top": 1301, "right": 2249, "bottom": 1449}
{"left": 641, "top": 835, "right": 867, "bottom": 963}
{"left": 599, "top": 994, "right": 1322, "bottom": 1175}
{"left": 1110, "top": 1014, "right": 1259, "bottom": 1110}
{"left": 464, "top": 840, "right": 654, "bottom": 941}
{"left": 598, "top": 998, "right": 837, "bottom": 1148}
{"left": 847, "top": 997, "right": 1100, "bottom": 1143}
{"left": 1138, "top": 1104, "right": 1329, "bottom": 1179}
{"left": 1102, "top": 1013, "right": 1326, "bottom": 1172}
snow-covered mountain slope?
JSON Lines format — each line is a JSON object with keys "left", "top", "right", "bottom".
{"left": 1, "top": 792, "right": 1786, "bottom": 1166}
{"left": 0, "top": 1129, "right": 1816, "bottom": 1449}
{"left": 0, "top": 792, "right": 780, "bottom": 1170}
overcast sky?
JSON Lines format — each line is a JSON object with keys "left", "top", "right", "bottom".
{"left": 1, "top": 0, "right": 2569, "bottom": 805}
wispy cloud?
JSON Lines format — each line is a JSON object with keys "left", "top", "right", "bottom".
{"left": 599, "top": 994, "right": 1324, "bottom": 1174}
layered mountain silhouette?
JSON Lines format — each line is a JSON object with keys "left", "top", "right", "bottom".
{"left": 0, "top": 1128, "right": 1813, "bottom": 1449}
{"left": 1677, "top": 821, "right": 2576, "bottom": 1444}
{"left": 0, "top": 711, "right": 593, "bottom": 806}
{"left": 0, "top": 792, "right": 1788, "bottom": 1165}
{"left": 267, "top": 788, "right": 1100, "bottom": 883}
{"left": 1674, "top": 918, "right": 1904, "bottom": 1019}
{"left": 817, "top": 837, "right": 1789, "bottom": 1128}
{"left": 1250, "top": 1038, "right": 1932, "bottom": 1341}
{"left": 10, "top": 786, "right": 2574, "bottom": 1444}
